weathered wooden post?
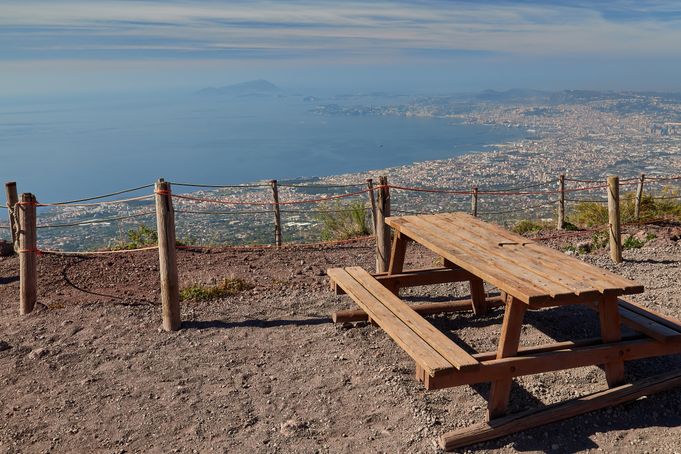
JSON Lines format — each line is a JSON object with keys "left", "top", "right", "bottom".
{"left": 557, "top": 174, "right": 565, "bottom": 230}
{"left": 270, "top": 179, "right": 282, "bottom": 247}
{"left": 5, "top": 181, "right": 18, "bottom": 250}
{"left": 471, "top": 186, "right": 479, "bottom": 217}
{"left": 18, "top": 193, "right": 37, "bottom": 314}
{"left": 366, "top": 178, "right": 377, "bottom": 235}
{"left": 607, "top": 176, "right": 622, "bottom": 264}
{"left": 155, "top": 179, "right": 181, "bottom": 331}
{"left": 635, "top": 173, "right": 645, "bottom": 220}
{"left": 375, "top": 176, "right": 391, "bottom": 273}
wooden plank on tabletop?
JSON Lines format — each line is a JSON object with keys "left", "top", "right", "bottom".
{"left": 432, "top": 215, "right": 601, "bottom": 299}
{"left": 388, "top": 216, "right": 550, "bottom": 304}
{"left": 442, "top": 212, "right": 643, "bottom": 295}
{"left": 438, "top": 213, "right": 622, "bottom": 296}
{"left": 402, "top": 217, "right": 575, "bottom": 302}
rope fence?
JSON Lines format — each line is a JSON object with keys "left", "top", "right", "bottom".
{"left": 3, "top": 173, "right": 681, "bottom": 253}
{"left": 5, "top": 171, "right": 681, "bottom": 330}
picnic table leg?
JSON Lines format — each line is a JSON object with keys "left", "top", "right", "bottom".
{"left": 387, "top": 232, "right": 409, "bottom": 294}
{"left": 469, "top": 277, "right": 488, "bottom": 316}
{"left": 599, "top": 293, "right": 626, "bottom": 387}
{"left": 488, "top": 296, "right": 527, "bottom": 419}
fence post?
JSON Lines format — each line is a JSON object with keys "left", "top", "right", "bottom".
{"left": 270, "top": 180, "right": 282, "bottom": 247}
{"left": 5, "top": 181, "right": 18, "bottom": 251}
{"left": 557, "top": 174, "right": 565, "bottom": 230}
{"left": 376, "top": 176, "right": 391, "bottom": 273}
{"left": 471, "top": 186, "right": 478, "bottom": 217}
{"left": 18, "top": 193, "right": 37, "bottom": 315}
{"left": 155, "top": 179, "right": 181, "bottom": 331}
{"left": 607, "top": 176, "right": 622, "bottom": 264}
{"left": 635, "top": 173, "right": 645, "bottom": 220}
{"left": 366, "top": 178, "right": 377, "bottom": 235}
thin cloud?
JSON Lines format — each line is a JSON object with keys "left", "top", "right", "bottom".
{"left": 1, "top": 0, "right": 681, "bottom": 63}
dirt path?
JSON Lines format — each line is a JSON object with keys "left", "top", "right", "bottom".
{"left": 1, "top": 238, "right": 681, "bottom": 453}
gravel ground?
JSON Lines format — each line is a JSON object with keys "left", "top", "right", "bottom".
{"left": 1, "top": 227, "right": 681, "bottom": 454}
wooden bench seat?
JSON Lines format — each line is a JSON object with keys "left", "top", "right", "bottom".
{"left": 328, "top": 266, "right": 480, "bottom": 376}
{"left": 330, "top": 266, "right": 475, "bottom": 295}
{"left": 584, "top": 297, "right": 681, "bottom": 343}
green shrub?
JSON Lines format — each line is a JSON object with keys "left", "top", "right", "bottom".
{"left": 571, "top": 202, "right": 609, "bottom": 228}
{"left": 623, "top": 235, "right": 645, "bottom": 250}
{"left": 110, "top": 224, "right": 158, "bottom": 250}
{"left": 511, "top": 219, "right": 545, "bottom": 235}
{"left": 562, "top": 221, "right": 580, "bottom": 231}
{"left": 180, "top": 277, "right": 253, "bottom": 302}
{"left": 591, "top": 231, "right": 609, "bottom": 249}
{"left": 570, "top": 188, "right": 681, "bottom": 228}
{"left": 316, "top": 201, "right": 370, "bottom": 241}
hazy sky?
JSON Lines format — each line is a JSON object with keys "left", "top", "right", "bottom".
{"left": 2, "top": 0, "right": 681, "bottom": 95}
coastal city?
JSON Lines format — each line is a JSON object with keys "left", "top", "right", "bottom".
{"left": 6, "top": 91, "right": 681, "bottom": 251}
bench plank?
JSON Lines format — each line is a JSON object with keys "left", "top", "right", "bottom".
{"left": 327, "top": 267, "right": 455, "bottom": 377}
{"left": 332, "top": 267, "right": 475, "bottom": 295}
{"left": 618, "top": 298, "right": 681, "bottom": 333}
{"left": 584, "top": 299, "right": 681, "bottom": 343}
{"left": 346, "top": 266, "right": 480, "bottom": 371}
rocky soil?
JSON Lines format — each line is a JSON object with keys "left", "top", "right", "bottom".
{"left": 1, "top": 225, "right": 681, "bottom": 453}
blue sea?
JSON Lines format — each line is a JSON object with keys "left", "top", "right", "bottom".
{"left": 0, "top": 92, "right": 526, "bottom": 206}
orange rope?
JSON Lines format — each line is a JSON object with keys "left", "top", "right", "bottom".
{"left": 171, "top": 186, "right": 380, "bottom": 206}
{"left": 39, "top": 246, "right": 159, "bottom": 255}
{"left": 36, "top": 194, "right": 154, "bottom": 207}
{"left": 176, "top": 235, "right": 374, "bottom": 252}
{"left": 17, "top": 249, "right": 42, "bottom": 255}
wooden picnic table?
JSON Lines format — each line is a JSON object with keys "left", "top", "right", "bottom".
{"left": 328, "top": 212, "right": 681, "bottom": 450}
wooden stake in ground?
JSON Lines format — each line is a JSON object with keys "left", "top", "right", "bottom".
{"left": 155, "top": 180, "right": 181, "bottom": 331}
{"left": 635, "top": 173, "right": 645, "bottom": 220}
{"left": 607, "top": 176, "right": 622, "bottom": 263}
{"left": 375, "top": 176, "right": 391, "bottom": 273}
{"left": 5, "top": 181, "right": 18, "bottom": 250}
{"left": 471, "top": 187, "right": 479, "bottom": 217}
{"left": 18, "top": 193, "right": 37, "bottom": 315}
{"left": 366, "top": 178, "right": 377, "bottom": 235}
{"left": 557, "top": 174, "right": 565, "bottom": 230}
{"left": 270, "top": 179, "right": 282, "bottom": 247}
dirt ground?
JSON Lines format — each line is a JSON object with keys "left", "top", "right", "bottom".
{"left": 1, "top": 229, "right": 681, "bottom": 453}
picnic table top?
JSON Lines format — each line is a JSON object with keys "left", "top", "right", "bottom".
{"left": 386, "top": 212, "right": 644, "bottom": 306}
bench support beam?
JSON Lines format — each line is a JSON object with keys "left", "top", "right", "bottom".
{"left": 488, "top": 296, "right": 526, "bottom": 419}
{"left": 332, "top": 296, "right": 504, "bottom": 323}
{"left": 599, "top": 294, "right": 626, "bottom": 387}
{"left": 440, "top": 369, "right": 681, "bottom": 451}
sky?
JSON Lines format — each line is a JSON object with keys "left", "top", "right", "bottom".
{"left": 2, "top": 0, "right": 681, "bottom": 96}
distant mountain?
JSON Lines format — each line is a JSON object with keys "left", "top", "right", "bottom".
{"left": 197, "top": 79, "right": 282, "bottom": 97}
{"left": 475, "top": 89, "right": 551, "bottom": 103}
{"left": 474, "top": 88, "right": 641, "bottom": 104}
